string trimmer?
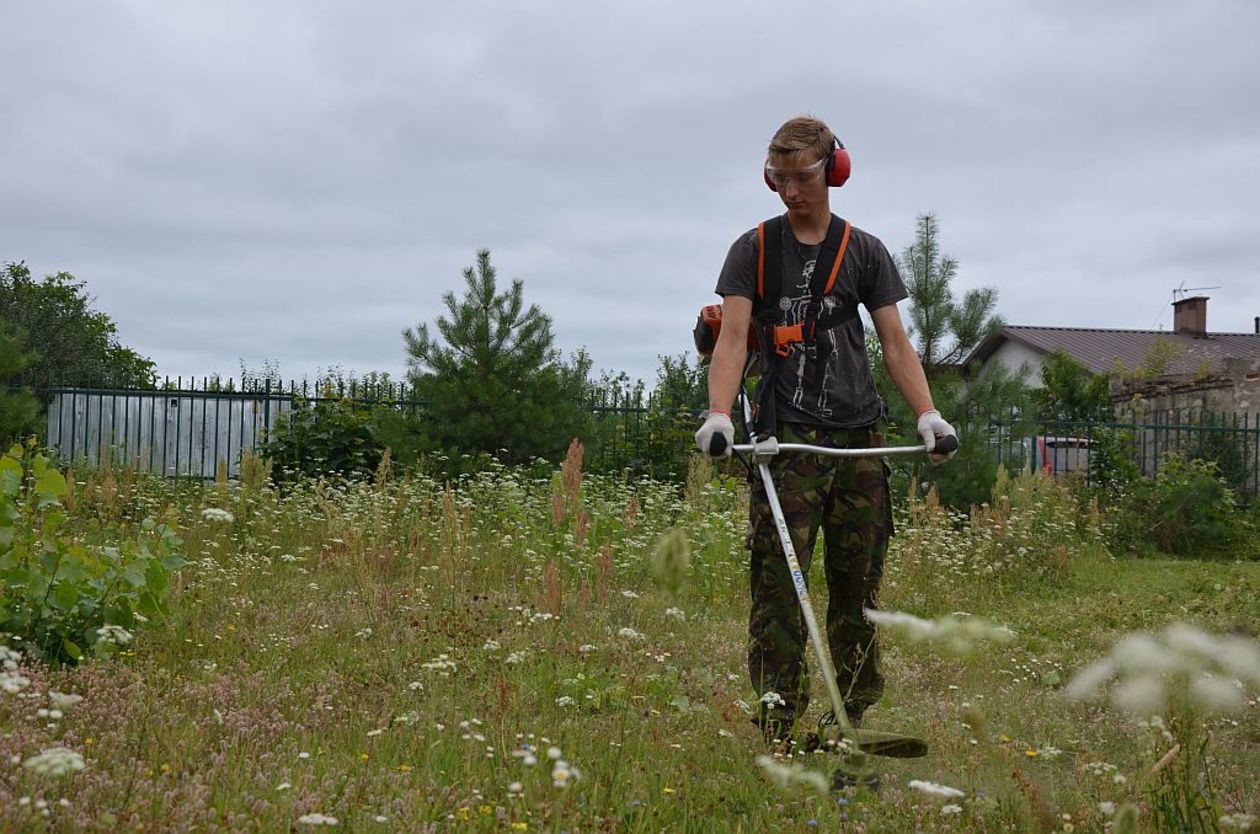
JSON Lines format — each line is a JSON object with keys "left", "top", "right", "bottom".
{"left": 708, "top": 406, "right": 957, "bottom": 761}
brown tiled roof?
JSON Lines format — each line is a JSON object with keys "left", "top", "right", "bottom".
{"left": 965, "top": 326, "right": 1260, "bottom": 377}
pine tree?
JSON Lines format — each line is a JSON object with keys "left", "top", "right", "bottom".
{"left": 875, "top": 215, "right": 1027, "bottom": 510}
{"left": 403, "top": 250, "right": 591, "bottom": 470}
{"left": 898, "top": 214, "right": 1002, "bottom": 373}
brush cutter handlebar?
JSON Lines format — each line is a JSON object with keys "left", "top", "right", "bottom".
{"left": 705, "top": 433, "right": 957, "bottom": 458}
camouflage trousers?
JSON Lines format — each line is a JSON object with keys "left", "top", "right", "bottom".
{"left": 747, "top": 421, "right": 893, "bottom": 730}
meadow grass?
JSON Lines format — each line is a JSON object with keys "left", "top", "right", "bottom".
{"left": 1, "top": 452, "right": 1257, "bottom": 832}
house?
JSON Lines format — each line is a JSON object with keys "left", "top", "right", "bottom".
{"left": 963, "top": 296, "right": 1260, "bottom": 415}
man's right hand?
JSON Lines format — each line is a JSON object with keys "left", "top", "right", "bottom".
{"left": 695, "top": 412, "right": 734, "bottom": 457}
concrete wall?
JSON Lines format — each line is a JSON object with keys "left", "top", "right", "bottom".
{"left": 1116, "top": 358, "right": 1260, "bottom": 419}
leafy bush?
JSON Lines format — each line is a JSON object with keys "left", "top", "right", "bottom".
{"left": 0, "top": 442, "right": 185, "bottom": 664}
{"left": 1109, "top": 455, "right": 1254, "bottom": 558}
{"left": 257, "top": 398, "right": 384, "bottom": 483}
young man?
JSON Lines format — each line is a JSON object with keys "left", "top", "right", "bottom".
{"left": 695, "top": 116, "right": 957, "bottom": 750}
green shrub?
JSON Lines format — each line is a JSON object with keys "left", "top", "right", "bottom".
{"left": 258, "top": 398, "right": 384, "bottom": 483}
{"left": 1110, "top": 455, "right": 1254, "bottom": 558}
{"left": 0, "top": 442, "right": 185, "bottom": 664}
{"left": 0, "top": 323, "right": 41, "bottom": 445}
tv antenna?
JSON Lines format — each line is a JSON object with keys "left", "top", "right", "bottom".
{"left": 1171, "top": 281, "right": 1220, "bottom": 301}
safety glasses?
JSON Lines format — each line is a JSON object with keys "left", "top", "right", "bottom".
{"left": 764, "top": 156, "right": 827, "bottom": 189}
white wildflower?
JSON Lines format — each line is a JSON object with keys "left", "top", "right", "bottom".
{"left": 421, "top": 654, "right": 457, "bottom": 673}
{"left": 1163, "top": 623, "right": 1220, "bottom": 662}
{"left": 1220, "top": 813, "right": 1256, "bottom": 831}
{"left": 507, "top": 781, "right": 523, "bottom": 793}
{"left": 941, "top": 804, "right": 963, "bottom": 815}
{"left": 760, "top": 691, "right": 786, "bottom": 707}
{"left": 1189, "top": 674, "right": 1246, "bottom": 714}
{"left": 547, "top": 746, "right": 563, "bottom": 760}
{"left": 864, "top": 609, "right": 1013, "bottom": 655}
{"left": 578, "top": 644, "right": 597, "bottom": 653}
{"left": 1113, "top": 634, "right": 1185, "bottom": 676}
{"left": 23, "top": 747, "right": 86, "bottom": 777}
{"left": 664, "top": 607, "right": 686, "bottom": 621}
{"left": 755, "top": 755, "right": 829, "bottom": 794}
{"left": 1099, "top": 802, "right": 1116, "bottom": 816}
{"left": 505, "top": 651, "right": 527, "bottom": 665}
{"left": 1066, "top": 659, "right": 1117, "bottom": 701}
{"left": 1213, "top": 636, "right": 1260, "bottom": 687}
{"left": 95, "top": 624, "right": 134, "bottom": 646}
{"left": 200, "top": 507, "right": 235, "bottom": 523}
{"left": 297, "top": 812, "right": 339, "bottom": 826}
{"left": 1, "top": 646, "right": 22, "bottom": 670}
{"left": 908, "top": 779, "right": 966, "bottom": 798}
{"left": 621, "top": 590, "right": 640, "bottom": 599}
{"left": 483, "top": 640, "right": 501, "bottom": 651}
{"left": 617, "top": 627, "right": 644, "bottom": 641}
{"left": 551, "top": 759, "right": 580, "bottom": 788}
{"left": 1111, "top": 675, "right": 1168, "bottom": 716}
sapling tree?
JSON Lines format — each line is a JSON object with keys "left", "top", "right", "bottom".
{"left": 897, "top": 214, "right": 1002, "bottom": 372}
{"left": 404, "top": 250, "right": 592, "bottom": 470}
{"left": 874, "top": 214, "right": 1024, "bottom": 510}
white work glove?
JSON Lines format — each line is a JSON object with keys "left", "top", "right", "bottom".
{"left": 695, "top": 411, "right": 735, "bottom": 457}
{"left": 916, "top": 410, "right": 959, "bottom": 461}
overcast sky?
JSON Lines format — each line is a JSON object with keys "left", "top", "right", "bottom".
{"left": 4, "top": 1, "right": 1258, "bottom": 389}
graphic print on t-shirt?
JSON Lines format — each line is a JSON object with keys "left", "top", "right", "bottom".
{"left": 781, "top": 256, "right": 834, "bottom": 418}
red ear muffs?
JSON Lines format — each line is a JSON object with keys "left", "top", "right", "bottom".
{"left": 764, "top": 139, "right": 851, "bottom": 191}
{"left": 827, "top": 143, "right": 851, "bottom": 188}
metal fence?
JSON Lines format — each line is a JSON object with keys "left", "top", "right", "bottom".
{"left": 989, "top": 409, "right": 1260, "bottom": 501}
{"left": 8, "top": 376, "right": 696, "bottom": 480}
{"left": 10, "top": 373, "right": 1258, "bottom": 493}
{"left": 10, "top": 376, "right": 420, "bottom": 479}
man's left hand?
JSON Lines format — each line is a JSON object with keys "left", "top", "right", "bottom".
{"left": 916, "top": 410, "right": 958, "bottom": 462}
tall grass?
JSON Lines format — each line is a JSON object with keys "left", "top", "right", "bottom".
{"left": 1, "top": 452, "right": 1257, "bottom": 832}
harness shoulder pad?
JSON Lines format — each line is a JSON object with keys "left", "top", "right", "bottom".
{"left": 755, "top": 216, "right": 784, "bottom": 315}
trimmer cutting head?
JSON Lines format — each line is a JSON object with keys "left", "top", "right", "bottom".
{"left": 794, "top": 723, "right": 929, "bottom": 759}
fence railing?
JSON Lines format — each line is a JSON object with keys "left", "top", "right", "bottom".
{"left": 22, "top": 374, "right": 1254, "bottom": 495}
{"left": 988, "top": 410, "right": 1260, "bottom": 501}
{"left": 7, "top": 376, "right": 698, "bottom": 480}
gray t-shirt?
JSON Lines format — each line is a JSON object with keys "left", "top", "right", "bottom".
{"left": 714, "top": 215, "right": 907, "bottom": 428}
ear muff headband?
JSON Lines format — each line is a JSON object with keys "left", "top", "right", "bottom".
{"left": 764, "top": 137, "right": 851, "bottom": 191}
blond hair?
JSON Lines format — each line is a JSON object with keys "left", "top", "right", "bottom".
{"left": 767, "top": 116, "right": 835, "bottom": 164}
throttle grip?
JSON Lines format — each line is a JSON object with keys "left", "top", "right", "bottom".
{"left": 708, "top": 433, "right": 728, "bottom": 457}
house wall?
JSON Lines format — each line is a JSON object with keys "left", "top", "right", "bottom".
{"left": 986, "top": 341, "right": 1047, "bottom": 387}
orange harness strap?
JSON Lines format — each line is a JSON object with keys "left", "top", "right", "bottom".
{"left": 821, "top": 221, "right": 852, "bottom": 296}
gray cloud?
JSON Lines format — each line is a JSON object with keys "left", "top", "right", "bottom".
{"left": 4, "top": 0, "right": 1258, "bottom": 390}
